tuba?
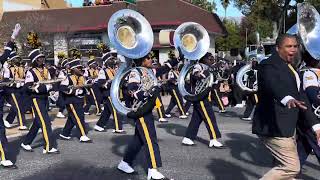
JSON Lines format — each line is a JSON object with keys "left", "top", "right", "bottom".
{"left": 108, "top": 9, "right": 157, "bottom": 118}
{"left": 236, "top": 31, "right": 267, "bottom": 92}
{"left": 295, "top": 3, "right": 320, "bottom": 116}
{"left": 175, "top": 22, "right": 214, "bottom": 102}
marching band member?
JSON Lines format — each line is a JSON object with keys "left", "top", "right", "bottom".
{"left": 117, "top": 52, "right": 181, "bottom": 180}
{"left": 56, "top": 53, "right": 69, "bottom": 118}
{"left": 0, "top": 24, "right": 20, "bottom": 168}
{"left": 164, "top": 65, "right": 188, "bottom": 119}
{"left": 242, "top": 60, "right": 258, "bottom": 120}
{"left": 297, "top": 50, "right": 320, "bottom": 165}
{"left": 58, "top": 50, "right": 92, "bottom": 143}
{"left": 182, "top": 53, "right": 224, "bottom": 148}
{"left": 21, "top": 32, "right": 59, "bottom": 154}
{"left": 155, "top": 90, "right": 167, "bottom": 122}
{"left": 94, "top": 49, "right": 124, "bottom": 133}
{"left": 3, "top": 51, "right": 28, "bottom": 130}
{"left": 209, "top": 57, "right": 227, "bottom": 113}
{"left": 83, "top": 51, "right": 102, "bottom": 115}
{"left": 150, "top": 53, "right": 167, "bottom": 122}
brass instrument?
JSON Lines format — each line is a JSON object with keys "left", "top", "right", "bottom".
{"left": 174, "top": 22, "right": 214, "bottom": 101}
{"left": 294, "top": 3, "right": 320, "bottom": 116}
{"left": 108, "top": 9, "right": 156, "bottom": 117}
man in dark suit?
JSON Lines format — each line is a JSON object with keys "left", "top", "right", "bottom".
{"left": 252, "top": 34, "right": 320, "bottom": 180}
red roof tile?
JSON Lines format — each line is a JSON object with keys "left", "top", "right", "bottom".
{"left": 0, "top": 0, "right": 227, "bottom": 36}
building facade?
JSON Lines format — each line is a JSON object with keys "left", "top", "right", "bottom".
{"left": 0, "top": 0, "right": 69, "bottom": 20}
{"left": 0, "top": 0, "right": 227, "bottom": 65}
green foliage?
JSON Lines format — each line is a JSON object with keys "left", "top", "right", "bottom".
{"left": 216, "top": 19, "right": 242, "bottom": 51}
{"left": 190, "top": 0, "right": 217, "bottom": 12}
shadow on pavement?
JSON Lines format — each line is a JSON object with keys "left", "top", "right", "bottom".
{"left": 110, "top": 134, "right": 148, "bottom": 174}
{"left": 207, "top": 158, "right": 260, "bottom": 180}
{"left": 225, "top": 133, "right": 272, "bottom": 168}
{"left": 17, "top": 160, "right": 140, "bottom": 180}
{"left": 219, "top": 111, "right": 243, "bottom": 118}
{"left": 156, "top": 122, "right": 187, "bottom": 137}
{"left": 7, "top": 128, "right": 64, "bottom": 163}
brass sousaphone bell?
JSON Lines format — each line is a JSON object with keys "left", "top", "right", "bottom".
{"left": 292, "top": 3, "right": 320, "bottom": 116}
{"left": 174, "top": 22, "right": 214, "bottom": 101}
{"left": 109, "top": 9, "right": 158, "bottom": 117}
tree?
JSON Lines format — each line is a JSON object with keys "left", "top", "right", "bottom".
{"left": 232, "top": 0, "right": 320, "bottom": 37}
{"left": 221, "top": 0, "right": 230, "bottom": 19}
{"left": 190, "top": 0, "right": 217, "bottom": 12}
{"left": 216, "top": 19, "right": 243, "bottom": 51}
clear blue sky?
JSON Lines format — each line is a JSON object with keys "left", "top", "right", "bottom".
{"left": 212, "top": 0, "right": 243, "bottom": 17}
{"left": 66, "top": 0, "right": 243, "bottom": 17}
{"left": 66, "top": 0, "right": 83, "bottom": 7}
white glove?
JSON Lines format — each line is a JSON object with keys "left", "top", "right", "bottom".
{"left": 16, "top": 82, "right": 21, "bottom": 88}
{"left": 33, "top": 83, "right": 40, "bottom": 93}
{"left": 11, "top": 24, "right": 21, "bottom": 40}
{"left": 103, "top": 82, "right": 109, "bottom": 89}
{"left": 75, "top": 89, "right": 83, "bottom": 96}
{"left": 46, "top": 84, "right": 53, "bottom": 91}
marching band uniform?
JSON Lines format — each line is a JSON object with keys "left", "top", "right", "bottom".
{"left": 21, "top": 48, "right": 59, "bottom": 154}
{"left": 56, "top": 58, "right": 69, "bottom": 118}
{"left": 182, "top": 61, "right": 223, "bottom": 148}
{"left": 3, "top": 51, "right": 28, "bottom": 130}
{"left": 242, "top": 61, "right": 258, "bottom": 120}
{"left": 94, "top": 51, "right": 124, "bottom": 133}
{"left": 0, "top": 40, "right": 18, "bottom": 168}
{"left": 117, "top": 54, "right": 179, "bottom": 180}
{"left": 164, "top": 68, "right": 187, "bottom": 119}
{"left": 59, "top": 59, "right": 92, "bottom": 143}
{"left": 83, "top": 56, "right": 102, "bottom": 115}
{"left": 155, "top": 93, "right": 167, "bottom": 122}
{"left": 297, "top": 52, "right": 320, "bottom": 165}
{"left": 153, "top": 62, "right": 168, "bottom": 122}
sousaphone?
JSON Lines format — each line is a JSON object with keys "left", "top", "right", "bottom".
{"left": 175, "top": 22, "right": 214, "bottom": 102}
{"left": 108, "top": 9, "right": 157, "bottom": 118}
{"left": 295, "top": 3, "right": 320, "bottom": 116}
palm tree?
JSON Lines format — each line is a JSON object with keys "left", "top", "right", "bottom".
{"left": 221, "top": 0, "right": 229, "bottom": 19}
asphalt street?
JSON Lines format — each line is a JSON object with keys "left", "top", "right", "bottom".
{"left": 1, "top": 106, "right": 319, "bottom": 180}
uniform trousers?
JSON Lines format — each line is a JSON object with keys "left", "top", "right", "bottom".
{"left": 123, "top": 112, "right": 162, "bottom": 169}
{"left": 165, "top": 86, "right": 186, "bottom": 116}
{"left": 6, "top": 92, "right": 26, "bottom": 127}
{"left": 56, "top": 92, "right": 66, "bottom": 113}
{"left": 0, "top": 94, "right": 10, "bottom": 161}
{"left": 96, "top": 97, "right": 122, "bottom": 131}
{"left": 155, "top": 95, "right": 166, "bottom": 119}
{"left": 61, "top": 102, "right": 87, "bottom": 137}
{"left": 209, "top": 88, "right": 225, "bottom": 111}
{"left": 185, "top": 99, "right": 221, "bottom": 140}
{"left": 84, "top": 86, "right": 102, "bottom": 114}
{"left": 297, "top": 128, "right": 320, "bottom": 166}
{"left": 23, "top": 98, "right": 55, "bottom": 151}
{"left": 243, "top": 93, "right": 258, "bottom": 118}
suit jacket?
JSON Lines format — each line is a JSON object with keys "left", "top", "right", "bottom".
{"left": 252, "top": 53, "right": 319, "bottom": 137}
